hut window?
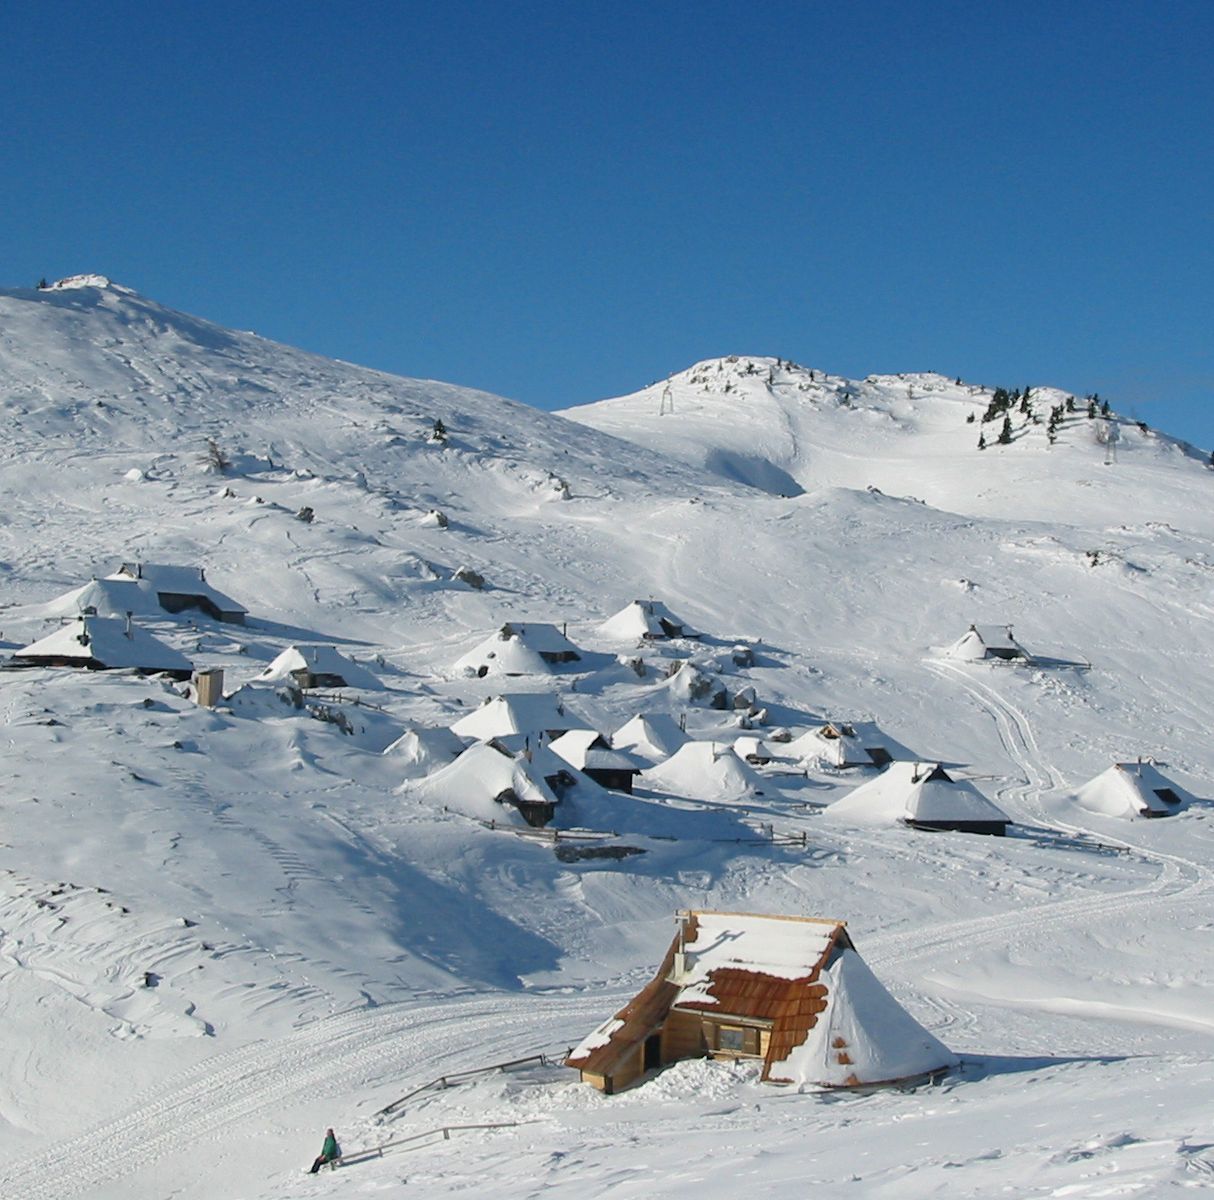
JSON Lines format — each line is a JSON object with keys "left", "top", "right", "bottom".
{"left": 1153, "top": 788, "right": 1182, "bottom": 805}
{"left": 716, "top": 1026, "right": 745, "bottom": 1052}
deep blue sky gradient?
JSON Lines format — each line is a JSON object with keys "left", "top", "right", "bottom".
{"left": 4, "top": 1, "right": 1212, "bottom": 445}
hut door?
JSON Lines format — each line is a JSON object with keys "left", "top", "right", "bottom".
{"left": 644, "top": 1033, "right": 662, "bottom": 1071}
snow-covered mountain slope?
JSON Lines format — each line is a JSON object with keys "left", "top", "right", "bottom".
{"left": 562, "top": 356, "right": 1214, "bottom": 530}
{"left": 1, "top": 280, "right": 1213, "bottom": 1199}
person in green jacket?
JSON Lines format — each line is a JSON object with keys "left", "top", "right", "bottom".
{"left": 309, "top": 1128, "right": 341, "bottom": 1173}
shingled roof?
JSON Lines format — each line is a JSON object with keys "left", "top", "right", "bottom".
{"left": 568, "top": 910, "right": 956, "bottom": 1089}
{"left": 568, "top": 911, "right": 850, "bottom": 1083}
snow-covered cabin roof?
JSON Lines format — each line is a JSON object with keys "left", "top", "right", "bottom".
{"left": 598, "top": 599, "right": 699, "bottom": 642}
{"left": 1070, "top": 761, "right": 1193, "bottom": 819}
{"left": 382, "top": 725, "right": 467, "bottom": 778}
{"left": 612, "top": 712, "right": 690, "bottom": 763}
{"left": 38, "top": 577, "right": 162, "bottom": 619}
{"left": 548, "top": 729, "right": 646, "bottom": 774}
{"left": 639, "top": 740, "right": 763, "bottom": 802}
{"left": 453, "top": 622, "right": 581, "bottom": 677}
{"left": 568, "top": 911, "right": 956, "bottom": 1089}
{"left": 401, "top": 740, "right": 563, "bottom": 828}
{"left": 826, "top": 761, "right": 1010, "bottom": 833}
{"left": 110, "top": 562, "right": 248, "bottom": 620}
{"left": 786, "top": 720, "right": 908, "bottom": 768}
{"left": 947, "top": 624, "right": 1029, "bottom": 662}
{"left": 12, "top": 616, "right": 193, "bottom": 678}
{"left": 256, "top": 645, "right": 382, "bottom": 690}
{"left": 449, "top": 692, "right": 574, "bottom": 741}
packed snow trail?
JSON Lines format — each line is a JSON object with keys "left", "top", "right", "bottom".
{"left": 859, "top": 663, "right": 1214, "bottom": 971}
{"left": 0, "top": 991, "right": 612, "bottom": 1200}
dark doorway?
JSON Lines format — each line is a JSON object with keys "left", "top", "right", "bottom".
{"left": 644, "top": 1033, "right": 662, "bottom": 1071}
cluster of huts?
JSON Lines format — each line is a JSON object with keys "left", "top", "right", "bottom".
{"left": 5, "top": 572, "right": 1197, "bottom": 832}
{"left": 5, "top": 566, "right": 1201, "bottom": 1097}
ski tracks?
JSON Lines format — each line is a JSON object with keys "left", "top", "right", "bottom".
{"left": 0, "top": 992, "right": 605, "bottom": 1200}
{"left": 865, "top": 663, "right": 1210, "bottom": 979}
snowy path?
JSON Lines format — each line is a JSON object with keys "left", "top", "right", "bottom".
{"left": 0, "top": 990, "right": 612, "bottom": 1200}
{"left": 864, "top": 663, "right": 1214, "bottom": 1010}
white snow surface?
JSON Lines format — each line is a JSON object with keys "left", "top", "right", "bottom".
{"left": 0, "top": 283, "right": 1211, "bottom": 1198}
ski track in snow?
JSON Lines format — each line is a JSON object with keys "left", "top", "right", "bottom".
{"left": 864, "top": 665, "right": 1214, "bottom": 1000}
{"left": 0, "top": 991, "right": 609, "bottom": 1200}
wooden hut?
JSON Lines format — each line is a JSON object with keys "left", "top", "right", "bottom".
{"left": 114, "top": 563, "right": 247, "bottom": 624}
{"left": 567, "top": 910, "right": 956, "bottom": 1093}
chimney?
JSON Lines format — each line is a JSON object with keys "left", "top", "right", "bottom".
{"left": 671, "top": 910, "right": 690, "bottom": 980}
{"left": 124, "top": 611, "right": 133, "bottom": 638}
{"left": 193, "top": 667, "right": 224, "bottom": 708}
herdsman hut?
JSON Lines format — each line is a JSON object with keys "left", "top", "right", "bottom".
{"left": 827, "top": 761, "right": 1011, "bottom": 836}
{"left": 598, "top": 599, "right": 699, "bottom": 642}
{"left": 12, "top": 615, "right": 193, "bottom": 680}
{"left": 947, "top": 624, "right": 1029, "bottom": 663}
{"left": 567, "top": 911, "right": 956, "bottom": 1093}
{"left": 547, "top": 729, "right": 646, "bottom": 792}
{"left": 1070, "top": 760, "right": 1194, "bottom": 820}
{"left": 113, "top": 563, "right": 248, "bottom": 624}
{"left": 256, "top": 644, "right": 381, "bottom": 690}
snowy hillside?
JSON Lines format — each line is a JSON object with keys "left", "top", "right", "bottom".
{"left": 563, "top": 356, "right": 1214, "bottom": 530}
{"left": 1, "top": 279, "right": 1213, "bottom": 1199}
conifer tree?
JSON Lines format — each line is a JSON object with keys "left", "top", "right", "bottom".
{"left": 978, "top": 432, "right": 987, "bottom": 450}
{"left": 998, "top": 416, "right": 1013, "bottom": 444}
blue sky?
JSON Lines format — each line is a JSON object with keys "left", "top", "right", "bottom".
{"left": 5, "top": 1, "right": 1212, "bottom": 446}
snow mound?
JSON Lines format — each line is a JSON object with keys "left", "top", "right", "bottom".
{"left": 640, "top": 740, "right": 763, "bottom": 802}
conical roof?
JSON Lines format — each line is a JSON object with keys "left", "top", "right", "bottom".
{"left": 612, "top": 712, "right": 689, "bottom": 763}
{"left": 256, "top": 645, "right": 382, "bottom": 689}
{"left": 769, "top": 946, "right": 958, "bottom": 1087}
{"left": 827, "top": 761, "right": 1010, "bottom": 831}
{"left": 598, "top": 599, "right": 697, "bottom": 641}
{"left": 1071, "top": 761, "right": 1192, "bottom": 819}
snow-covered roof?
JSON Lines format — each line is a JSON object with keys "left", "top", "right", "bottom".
{"left": 947, "top": 624, "right": 1028, "bottom": 661}
{"left": 110, "top": 562, "right": 248, "bottom": 617}
{"left": 38, "top": 577, "right": 162, "bottom": 619}
{"left": 598, "top": 599, "right": 698, "bottom": 641}
{"left": 382, "top": 725, "right": 467, "bottom": 778}
{"left": 401, "top": 740, "right": 562, "bottom": 827}
{"left": 640, "top": 740, "right": 763, "bottom": 802}
{"left": 612, "top": 712, "right": 690, "bottom": 763}
{"left": 769, "top": 946, "right": 959, "bottom": 1087}
{"left": 548, "top": 728, "right": 645, "bottom": 773}
{"left": 256, "top": 645, "right": 383, "bottom": 690}
{"left": 786, "top": 720, "right": 909, "bottom": 766}
{"left": 448, "top": 692, "right": 573, "bottom": 741}
{"left": 12, "top": 616, "right": 193, "bottom": 676}
{"left": 675, "top": 911, "right": 841, "bottom": 999}
{"left": 826, "top": 761, "right": 1010, "bottom": 830}
{"left": 453, "top": 623, "right": 580, "bottom": 677}
{"left": 1070, "top": 761, "right": 1193, "bottom": 819}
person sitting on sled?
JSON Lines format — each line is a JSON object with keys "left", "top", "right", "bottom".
{"left": 309, "top": 1128, "right": 341, "bottom": 1173}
